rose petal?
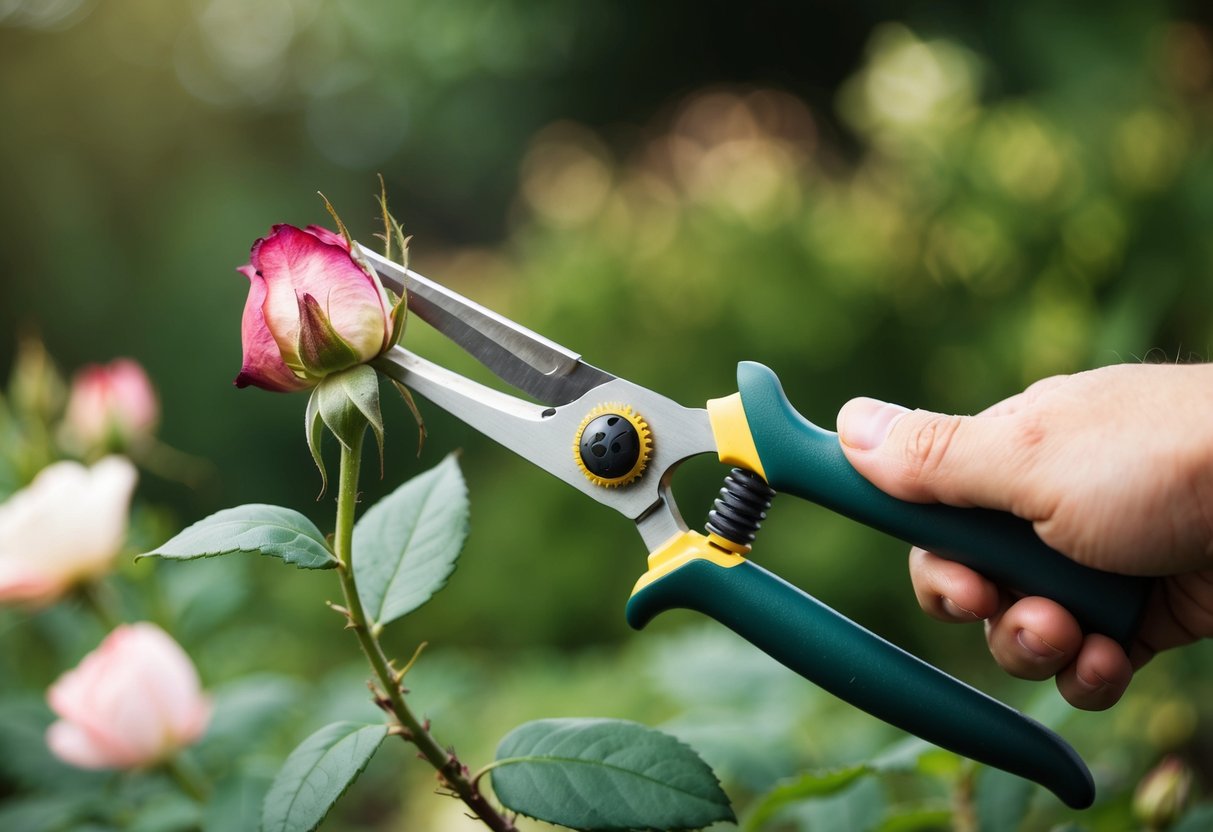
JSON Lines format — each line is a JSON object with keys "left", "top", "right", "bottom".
{"left": 0, "top": 569, "right": 60, "bottom": 605}
{"left": 303, "top": 225, "right": 395, "bottom": 348}
{"left": 48, "top": 629, "right": 149, "bottom": 764}
{"left": 304, "top": 224, "right": 348, "bottom": 250}
{"left": 63, "top": 364, "right": 110, "bottom": 446}
{"left": 64, "top": 360, "right": 159, "bottom": 448}
{"left": 0, "top": 458, "right": 137, "bottom": 606}
{"left": 235, "top": 264, "right": 312, "bottom": 391}
{"left": 47, "top": 720, "right": 130, "bottom": 770}
{"left": 252, "top": 225, "right": 388, "bottom": 365}
{"left": 46, "top": 623, "right": 211, "bottom": 770}
{"left": 105, "top": 359, "right": 159, "bottom": 435}
{"left": 77, "top": 457, "right": 138, "bottom": 575}
{"left": 127, "top": 623, "right": 208, "bottom": 742}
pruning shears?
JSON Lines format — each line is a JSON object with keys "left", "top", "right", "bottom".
{"left": 360, "top": 245, "right": 1152, "bottom": 810}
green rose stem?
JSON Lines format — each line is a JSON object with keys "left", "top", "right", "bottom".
{"left": 163, "top": 753, "right": 211, "bottom": 803}
{"left": 79, "top": 580, "right": 123, "bottom": 630}
{"left": 952, "top": 763, "right": 977, "bottom": 832}
{"left": 331, "top": 431, "right": 517, "bottom": 832}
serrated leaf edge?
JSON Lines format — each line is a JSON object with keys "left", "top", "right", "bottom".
{"left": 138, "top": 506, "right": 336, "bottom": 569}
{"left": 263, "top": 722, "right": 388, "bottom": 832}
{"left": 359, "top": 454, "right": 466, "bottom": 627}
{"left": 492, "top": 719, "right": 734, "bottom": 829}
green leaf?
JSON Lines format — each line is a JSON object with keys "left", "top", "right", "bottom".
{"left": 261, "top": 721, "right": 388, "bottom": 832}
{"left": 975, "top": 766, "right": 1035, "bottom": 832}
{"left": 196, "top": 674, "right": 305, "bottom": 766}
{"left": 203, "top": 771, "right": 273, "bottom": 832}
{"left": 305, "top": 385, "right": 328, "bottom": 496}
{"left": 138, "top": 504, "right": 336, "bottom": 569}
{"left": 159, "top": 556, "right": 251, "bottom": 643}
{"left": 0, "top": 697, "right": 108, "bottom": 793}
{"left": 374, "top": 176, "right": 411, "bottom": 267}
{"left": 387, "top": 289, "right": 409, "bottom": 350}
{"left": 491, "top": 718, "right": 733, "bottom": 831}
{"left": 874, "top": 805, "right": 952, "bottom": 832}
{"left": 790, "top": 776, "right": 886, "bottom": 832}
{"left": 319, "top": 191, "right": 356, "bottom": 252}
{"left": 869, "top": 737, "right": 931, "bottom": 772}
{"left": 743, "top": 764, "right": 872, "bottom": 831}
{"left": 388, "top": 377, "right": 426, "bottom": 456}
{"left": 317, "top": 366, "right": 384, "bottom": 466}
{"left": 129, "top": 794, "right": 201, "bottom": 832}
{"left": 0, "top": 793, "right": 103, "bottom": 832}
{"left": 1175, "top": 804, "right": 1213, "bottom": 832}
{"left": 354, "top": 454, "right": 467, "bottom": 628}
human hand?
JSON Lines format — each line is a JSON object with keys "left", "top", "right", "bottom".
{"left": 836, "top": 363, "right": 1213, "bottom": 710}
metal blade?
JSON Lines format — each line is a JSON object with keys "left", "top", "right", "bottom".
{"left": 373, "top": 346, "right": 718, "bottom": 550}
{"left": 358, "top": 245, "right": 615, "bottom": 406}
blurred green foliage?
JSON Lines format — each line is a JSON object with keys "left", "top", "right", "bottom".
{"left": 3, "top": 0, "right": 1213, "bottom": 829}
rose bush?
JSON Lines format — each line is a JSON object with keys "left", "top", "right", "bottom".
{"left": 46, "top": 622, "right": 211, "bottom": 770}
{"left": 0, "top": 456, "right": 137, "bottom": 605}
{"left": 236, "top": 224, "right": 401, "bottom": 392}
{"left": 63, "top": 358, "right": 159, "bottom": 452}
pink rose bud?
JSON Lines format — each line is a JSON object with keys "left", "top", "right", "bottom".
{"left": 46, "top": 623, "right": 212, "bottom": 770}
{"left": 235, "top": 224, "right": 397, "bottom": 392}
{"left": 1134, "top": 756, "right": 1193, "bottom": 830}
{"left": 0, "top": 457, "right": 137, "bottom": 606}
{"left": 64, "top": 359, "right": 159, "bottom": 452}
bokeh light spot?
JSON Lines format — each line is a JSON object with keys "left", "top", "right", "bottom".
{"left": 520, "top": 123, "right": 613, "bottom": 229}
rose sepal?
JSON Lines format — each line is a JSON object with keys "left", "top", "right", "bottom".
{"left": 307, "top": 366, "right": 385, "bottom": 493}
{"left": 295, "top": 293, "right": 363, "bottom": 377}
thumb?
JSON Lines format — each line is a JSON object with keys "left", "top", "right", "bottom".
{"left": 836, "top": 397, "right": 1024, "bottom": 511}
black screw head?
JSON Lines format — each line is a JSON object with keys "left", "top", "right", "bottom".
{"left": 578, "top": 413, "right": 641, "bottom": 480}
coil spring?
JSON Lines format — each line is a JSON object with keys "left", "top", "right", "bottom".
{"left": 705, "top": 468, "right": 776, "bottom": 547}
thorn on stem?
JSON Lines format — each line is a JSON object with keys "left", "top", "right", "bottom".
{"left": 388, "top": 724, "right": 415, "bottom": 741}
{"left": 394, "top": 641, "right": 428, "bottom": 685}
{"left": 367, "top": 681, "right": 393, "bottom": 713}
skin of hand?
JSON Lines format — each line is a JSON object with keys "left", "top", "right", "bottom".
{"left": 836, "top": 363, "right": 1213, "bottom": 710}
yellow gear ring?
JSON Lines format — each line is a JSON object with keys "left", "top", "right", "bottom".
{"left": 573, "top": 403, "right": 653, "bottom": 487}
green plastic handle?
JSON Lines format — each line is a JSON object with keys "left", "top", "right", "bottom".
{"left": 736, "top": 361, "right": 1151, "bottom": 648}
{"left": 626, "top": 556, "right": 1095, "bottom": 809}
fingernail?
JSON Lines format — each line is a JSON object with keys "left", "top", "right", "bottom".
{"left": 1076, "top": 669, "right": 1110, "bottom": 691}
{"left": 1017, "top": 629, "right": 1063, "bottom": 659}
{"left": 837, "top": 398, "right": 909, "bottom": 451}
{"left": 941, "top": 598, "right": 981, "bottom": 620}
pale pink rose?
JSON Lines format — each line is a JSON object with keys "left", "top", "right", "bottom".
{"left": 46, "top": 623, "right": 212, "bottom": 769}
{"left": 1134, "top": 756, "right": 1193, "bottom": 829}
{"left": 0, "top": 457, "right": 137, "bottom": 606}
{"left": 64, "top": 359, "right": 159, "bottom": 451}
{"left": 235, "top": 224, "right": 401, "bottom": 392}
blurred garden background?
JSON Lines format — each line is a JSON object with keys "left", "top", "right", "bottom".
{"left": 3, "top": 1, "right": 1213, "bottom": 829}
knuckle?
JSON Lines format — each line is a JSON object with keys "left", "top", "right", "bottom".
{"left": 1164, "top": 575, "right": 1213, "bottom": 640}
{"left": 1003, "top": 410, "right": 1060, "bottom": 519}
{"left": 1009, "top": 409, "right": 1049, "bottom": 455}
{"left": 900, "top": 413, "right": 965, "bottom": 486}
